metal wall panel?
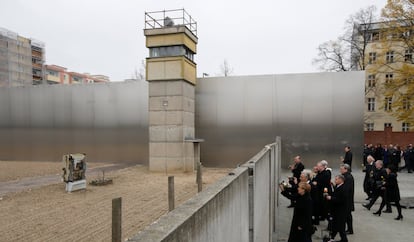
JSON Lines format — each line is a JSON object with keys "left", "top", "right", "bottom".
{"left": 0, "top": 81, "right": 149, "bottom": 163}
{"left": 0, "top": 72, "right": 364, "bottom": 168}
{"left": 196, "top": 72, "right": 365, "bottom": 168}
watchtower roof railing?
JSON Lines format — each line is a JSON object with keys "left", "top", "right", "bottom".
{"left": 145, "top": 8, "right": 197, "bottom": 36}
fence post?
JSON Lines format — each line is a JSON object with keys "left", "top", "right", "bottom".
{"left": 112, "top": 197, "right": 122, "bottom": 242}
{"left": 168, "top": 176, "right": 175, "bottom": 211}
{"left": 196, "top": 162, "right": 202, "bottom": 192}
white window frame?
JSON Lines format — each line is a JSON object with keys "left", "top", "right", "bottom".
{"left": 386, "top": 51, "right": 394, "bottom": 63}
{"left": 384, "top": 97, "right": 392, "bottom": 111}
{"left": 368, "top": 98, "right": 375, "bottom": 111}
{"left": 367, "top": 74, "right": 376, "bottom": 87}
{"left": 402, "top": 123, "right": 410, "bottom": 132}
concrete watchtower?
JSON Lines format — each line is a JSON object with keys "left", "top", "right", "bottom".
{"left": 144, "top": 9, "right": 198, "bottom": 172}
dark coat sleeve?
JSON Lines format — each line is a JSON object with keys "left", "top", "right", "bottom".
{"left": 292, "top": 163, "right": 305, "bottom": 179}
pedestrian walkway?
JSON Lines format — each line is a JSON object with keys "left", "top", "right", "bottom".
{"left": 276, "top": 168, "right": 414, "bottom": 242}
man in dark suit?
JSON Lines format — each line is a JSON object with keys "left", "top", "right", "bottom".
{"left": 312, "top": 160, "right": 331, "bottom": 224}
{"left": 286, "top": 156, "right": 305, "bottom": 208}
{"left": 326, "top": 174, "right": 348, "bottom": 242}
{"left": 363, "top": 155, "right": 375, "bottom": 200}
{"left": 408, "top": 144, "right": 414, "bottom": 173}
{"left": 342, "top": 146, "right": 353, "bottom": 169}
{"left": 362, "top": 160, "right": 390, "bottom": 212}
{"left": 290, "top": 155, "right": 305, "bottom": 180}
{"left": 340, "top": 164, "right": 354, "bottom": 235}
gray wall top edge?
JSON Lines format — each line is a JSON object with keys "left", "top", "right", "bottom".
{"left": 197, "top": 71, "right": 365, "bottom": 81}
{"left": 128, "top": 166, "right": 249, "bottom": 241}
{"left": 0, "top": 81, "right": 146, "bottom": 90}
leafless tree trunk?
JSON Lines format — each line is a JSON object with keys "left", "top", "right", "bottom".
{"left": 219, "top": 59, "right": 234, "bottom": 77}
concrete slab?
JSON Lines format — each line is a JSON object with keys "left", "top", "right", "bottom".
{"left": 276, "top": 168, "right": 414, "bottom": 242}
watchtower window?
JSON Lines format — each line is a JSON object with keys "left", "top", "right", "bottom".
{"left": 149, "top": 45, "right": 194, "bottom": 61}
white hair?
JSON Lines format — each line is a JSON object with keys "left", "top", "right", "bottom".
{"left": 320, "top": 160, "right": 328, "bottom": 168}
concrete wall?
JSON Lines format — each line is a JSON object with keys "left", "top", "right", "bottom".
{"left": 128, "top": 142, "right": 280, "bottom": 242}
{"left": 148, "top": 80, "right": 195, "bottom": 171}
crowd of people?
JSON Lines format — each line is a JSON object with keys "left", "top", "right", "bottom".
{"left": 279, "top": 144, "right": 412, "bottom": 242}
{"left": 363, "top": 143, "right": 414, "bottom": 173}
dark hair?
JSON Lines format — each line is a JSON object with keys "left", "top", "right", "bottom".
{"left": 388, "top": 164, "right": 397, "bottom": 173}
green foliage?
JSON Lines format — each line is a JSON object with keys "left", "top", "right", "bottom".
{"left": 380, "top": 0, "right": 414, "bottom": 126}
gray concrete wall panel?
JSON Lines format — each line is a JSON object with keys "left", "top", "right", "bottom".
{"left": 253, "top": 153, "right": 272, "bottom": 241}
{"left": 128, "top": 166, "right": 250, "bottom": 242}
{"left": 129, "top": 141, "right": 280, "bottom": 242}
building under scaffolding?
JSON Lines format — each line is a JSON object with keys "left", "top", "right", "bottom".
{"left": 0, "top": 27, "right": 45, "bottom": 87}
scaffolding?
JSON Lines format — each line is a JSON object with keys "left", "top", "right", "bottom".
{"left": 145, "top": 8, "right": 197, "bottom": 36}
{"left": 0, "top": 27, "right": 45, "bottom": 87}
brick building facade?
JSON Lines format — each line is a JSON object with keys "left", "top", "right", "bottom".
{"left": 365, "top": 127, "right": 414, "bottom": 148}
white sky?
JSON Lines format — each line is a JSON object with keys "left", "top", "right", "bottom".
{"left": 0, "top": 0, "right": 387, "bottom": 81}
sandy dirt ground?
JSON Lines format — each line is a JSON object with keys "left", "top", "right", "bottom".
{"left": 0, "top": 161, "right": 232, "bottom": 242}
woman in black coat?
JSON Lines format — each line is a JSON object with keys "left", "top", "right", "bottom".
{"left": 288, "top": 182, "right": 313, "bottom": 242}
{"left": 375, "top": 167, "right": 403, "bottom": 220}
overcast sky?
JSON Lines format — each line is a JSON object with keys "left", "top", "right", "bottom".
{"left": 1, "top": 0, "right": 387, "bottom": 81}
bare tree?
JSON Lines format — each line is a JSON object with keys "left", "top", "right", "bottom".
{"left": 312, "top": 37, "right": 350, "bottom": 71}
{"left": 132, "top": 60, "right": 146, "bottom": 81}
{"left": 345, "top": 5, "right": 378, "bottom": 71}
{"left": 219, "top": 59, "right": 234, "bottom": 76}
{"left": 312, "top": 6, "right": 378, "bottom": 71}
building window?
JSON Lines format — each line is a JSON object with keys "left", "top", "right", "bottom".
{"left": 368, "top": 52, "right": 377, "bottom": 64}
{"left": 384, "top": 97, "right": 392, "bottom": 111}
{"left": 402, "top": 96, "right": 411, "bottom": 110}
{"left": 367, "top": 74, "right": 376, "bottom": 87}
{"left": 386, "top": 51, "right": 394, "bottom": 63}
{"left": 402, "top": 123, "right": 410, "bottom": 132}
{"left": 385, "top": 73, "right": 394, "bottom": 84}
{"left": 405, "top": 48, "right": 413, "bottom": 62}
{"left": 369, "top": 31, "right": 380, "bottom": 41}
{"left": 72, "top": 76, "right": 82, "bottom": 82}
{"left": 47, "top": 70, "right": 59, "bottom": 77}
{"left": 366, "top": 123, "right": 374, "bottom": 131}
{"left": 368, "top": 98, "right": 375, "bottom": 111}
{"left": 384, "top": 123, "right": 392, "bottom": 128}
